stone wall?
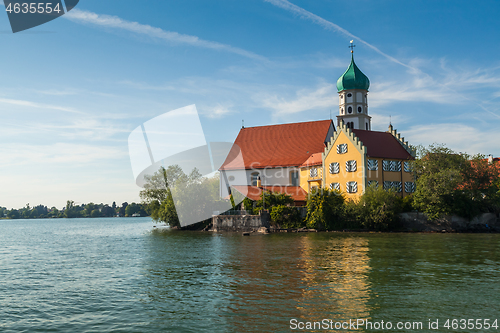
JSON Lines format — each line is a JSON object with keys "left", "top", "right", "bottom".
{"left": 212, "top": 211, "right": 270, "bottom": 232}
{"left": 399, "top": 212, "right": 500, "bottom": 232}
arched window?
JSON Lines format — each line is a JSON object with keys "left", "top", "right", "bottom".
{"left": 366, "top": 123, "right": 369, "bottom": 130}
{"left": 348, "top": 106, "right": 352, "bottom": 114}
{"left": 341, "top": 108, "right": 344, "bottom": 114}
{"left": 350, "top": 122, "right": 354, "bottom": 128}
{"left": 358, "top": 106, "right": 362, "bottom": 113}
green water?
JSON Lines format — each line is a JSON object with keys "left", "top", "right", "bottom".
{"left": 1, "top": 218, "right": 499, "bottom": 332}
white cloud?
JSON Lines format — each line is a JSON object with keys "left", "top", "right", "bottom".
{"left": 404, "top": 123, "right": 500, "bottom": 156}
{"left": 0, "top": 97, "right": 83, "bottom": 114}
{"left": 260, "top": 83, "right": 336, "bottom": 115}
{"left": 0, "top": 142, "right": 126, "bottom": 168}
{"left": 65, "top": 9, "right": 267, "bottom": 61}
{"left": 202, "top": 103, "right": 233, "bottom": 118}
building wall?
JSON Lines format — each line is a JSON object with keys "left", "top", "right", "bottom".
{"left": 220, "top": 166, "right": 300, "bottom": 198}
{"left": 365, "top": 158, "right": 414, "bottom": 197}
{"left": 299, "top": 165, "right": 323, "bottom": 193}
{"left": 323, "top": 130, "right": 364, "bottom": 199}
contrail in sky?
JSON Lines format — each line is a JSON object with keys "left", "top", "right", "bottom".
{"left": 65, "top": 9, "right": 267, "bottom": 62}
{"left": 263, "top": 0, "right": 500, "bottom": 119}
{"left": 264, "top": 0, "right": 417, "bottom": 71}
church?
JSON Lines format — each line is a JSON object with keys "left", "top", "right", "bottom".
{"left": 219, "top": 49, "right": 416, "bottom": 204}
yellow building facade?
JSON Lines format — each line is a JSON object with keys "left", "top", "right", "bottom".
{"left": 322, "top": 122, "right": 415, "bottom": 200}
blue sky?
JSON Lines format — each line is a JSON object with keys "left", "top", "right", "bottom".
{"left": 1, "top": 0, "right": 500, "bottom": 209}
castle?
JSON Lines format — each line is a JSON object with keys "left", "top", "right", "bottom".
{"left": 220, "top": 49, "right": 416, "bottom": 205}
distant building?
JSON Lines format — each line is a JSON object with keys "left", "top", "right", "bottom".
{"left": 220, "top": 50, "right": 416, "bottom": 204}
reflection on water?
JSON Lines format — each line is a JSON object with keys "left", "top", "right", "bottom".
{"left": 143, "top": 231, "right": 374, "bottom": 332}
{"left": 296, "top": 236, "right": 371, "bottom": 322}
{"left": 1, "top": 219, "right": 500, "bottom": 332}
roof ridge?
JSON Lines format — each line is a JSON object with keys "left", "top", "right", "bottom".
{"left": 242, "top": 119, "right": 331, "bottom": 129}
{"left": 386, "top": 125, "right": 416, "bottom": 157}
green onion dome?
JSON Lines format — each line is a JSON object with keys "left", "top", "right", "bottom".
{"left": 336, "top": 54, "right": 370, "bottom": 92}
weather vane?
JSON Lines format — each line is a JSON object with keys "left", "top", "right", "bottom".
{"left": 349, "top": 40, "right": 356, "bottom": 53}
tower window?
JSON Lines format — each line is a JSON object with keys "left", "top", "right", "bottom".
{"left": 348, "top": 106, "right": 352, "bottom": 114}
{"left": 358, "top": 106, "right": 362, "bottom": 113}
{"left": 347, "top": 93, "right": 352, "bottom": 97}
{"left": 341, "top": 108, "right": 344, "bottom": 114}
{"left": 340, "top": 95, "right": 343, "bottom": 99}
{"left": 366, "top": 123, "right": 369, "bottom": 130}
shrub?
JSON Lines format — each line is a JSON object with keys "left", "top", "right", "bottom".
{"left": 270, "top": 205, "right": 304, "bottom": 229}
{"left": 304, "top": 188, "right": 345, "bottom": 230}
{"left": 356, "top": 185, "right": 402, "bottom": 230}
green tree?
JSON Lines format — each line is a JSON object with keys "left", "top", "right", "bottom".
{"left": 140, "top": 166, "right": 184, "bottom": 227}
{"left": 413, "top": 145, "right": 500, "bottom": 219}
{"left": 84, "top": 203, "right": 96, "bottom": 217}
{"left": 64, "top": 200, "right": 81, "bottom": 218}
{"left": 270, "top": 205, "right": 303, "bottom": 229}
{"left": 304, "top": 188, "right": 345, "bottom": 230}
{"left": 356, "top": 184, "right": 402, "bottom": 230}
{"left": 253, "top": 191, "right": 294, "bottom": 215}
{"left": 7, "top": 209, "right": 20, "bottom": 219}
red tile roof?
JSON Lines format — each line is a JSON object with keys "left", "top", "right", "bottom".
{"left": 352, "top": 129, "right": 414, "bottom": 160}
{"left": 231, "top": 185, "right": 308, "bottom": 203}
{"left": 220, "top": 120, "right": 333, "bottom": 170}
{"left": 300, "top": 153, "right": 322, "bottom": 167}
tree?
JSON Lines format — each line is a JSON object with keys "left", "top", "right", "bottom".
{"left": 119, "top": 202, "right": 128, "bottom": 217}
{"left": 64, "top": 200, "right": 80, "bottom": 218}
{"left": 85, "top": 203, "right": 96, "bottom": 217}
{"left": 7, "top": 209, "right": 20, "bottom": 219}
{"left": 304, "top": 188, "right": 345, "bottom": 230}
{"left": 140, "top": 166, "right": 184, "bottom": 227}
{"left": 141, "top": 166, "right": 227, "bottom": 227}
{"left": 101, "top": 205, "right": 115, "bottom": 217}
{"left": 252, "top": 191, "right": 294, "bottom": 215}
{"left": 413, "top": 144, "right": 500, "bottom": 219}
{"left": 270, "top": 205, "right": 303, "bottom": 229}
{"left": 356, "top": 184, "right": 402, "bottom": 230}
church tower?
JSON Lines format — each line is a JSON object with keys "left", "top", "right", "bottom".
{"left": 336, "top": 42, "right": 371, "bottom": 130}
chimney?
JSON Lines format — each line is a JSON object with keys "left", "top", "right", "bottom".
{"left": 488, "top": 155, "right": 493, "bottom": 164}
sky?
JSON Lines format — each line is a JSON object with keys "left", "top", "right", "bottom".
{"left": 1, "top": 0, "right": 500, "bottom": 209}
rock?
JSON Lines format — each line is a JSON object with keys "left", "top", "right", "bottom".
{"left": 242, "top": 232, "right": 251, "bottom": 236}
{"left": 257, "top": 227, "right": 269, "bottom": 234}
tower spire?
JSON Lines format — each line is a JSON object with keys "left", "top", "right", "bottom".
{"left": 336, "top": 43, "right": 371, "bottom": 131}
{"left": 349, "top": 40, "right": 356, "bottom": 53}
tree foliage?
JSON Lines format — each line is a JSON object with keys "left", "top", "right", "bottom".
{"left": 304, "top": 188, "right": 345, "bottom": 230}
{"left": 140, "top": 166, "right": 226, "bottom": 227}
{"left": 354, "top": 184, "right": 402, "bottom": 230}
{"left": 252, "top": 191, "right": 294, "bottom": 215}
{"left": 270, "top": 205, "right": 303, "bottom": 229}
{"left": 412, "top": 144, "right": 500, "bottom": 219}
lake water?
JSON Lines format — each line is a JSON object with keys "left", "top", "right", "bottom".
{"left": 1, "top": 217, "right": 499, "bottom": 332}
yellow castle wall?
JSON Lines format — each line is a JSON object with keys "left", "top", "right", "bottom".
{"left": 323, "top": 131, "right": 364, "bottom": 200}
